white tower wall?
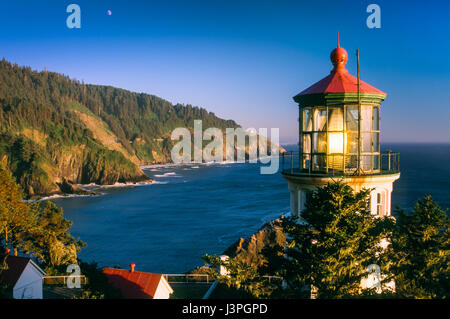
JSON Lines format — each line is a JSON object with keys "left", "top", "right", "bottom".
{"left": 285, "top": 173, "right": 400, "bottom": 219}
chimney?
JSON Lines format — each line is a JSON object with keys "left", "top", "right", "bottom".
{"left": 5, "top": 248, "right": 10, "bottom": 255}
{"left": 130, "top": 263, "right": 136, "bottom": 273}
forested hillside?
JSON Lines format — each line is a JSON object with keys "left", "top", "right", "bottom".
{"left": 0, "top": 59, "right": 241, "bottom": 198}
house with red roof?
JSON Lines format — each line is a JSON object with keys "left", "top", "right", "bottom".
{"left": 0, "top": 252, "right": 46, "bottom": 299}
{"left": 103, "top": 264, "right": 173, "bottom": 299}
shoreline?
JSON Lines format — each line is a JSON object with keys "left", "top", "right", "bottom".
{"left": 32, "top": 155, "right": 284, "bottom": 201}
{"left": 28, "top": 180, "right": 156, "bottom": 202}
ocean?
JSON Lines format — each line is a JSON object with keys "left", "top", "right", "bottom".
{"left": 52, "top": 143, "right": 450, "bottom": 273}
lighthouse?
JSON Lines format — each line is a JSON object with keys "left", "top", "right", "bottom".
{"left": 282, "top": 41, "right": 400, "bottom": 219}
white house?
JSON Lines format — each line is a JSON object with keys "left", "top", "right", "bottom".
{"left": 0, "top": 255, "right": 46, "bottom": 299}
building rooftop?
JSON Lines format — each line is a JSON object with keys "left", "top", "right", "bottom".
{"left": 103, "top": 266, "right": 170, "bottom": 299}
{"left": 0, "top": 255, "right": 31, "bottom": 287}
{"left": 0, "top": 255, "right": 45, "bottom": 288}
{"left": 293, "top": 43, "right": 386, "bottom": 105}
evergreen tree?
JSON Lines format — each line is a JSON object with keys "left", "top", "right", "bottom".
{"left": 387, "top": 196, "right": 449, "bottom": 298}
{"left": 202, "top": 254, "right": 275, "bottom": 298}
{"left": 0, "top": 166, "right": 36, "bottom": 254}
{"left": 0, "top": 165, "right": 84, "bottom": 268}
{"left": 19, "top": 201, "right": 86, "bottom": 267}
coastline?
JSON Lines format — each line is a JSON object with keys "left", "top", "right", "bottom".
{"left": 34, "top": 154, "right": 285, "bottom": 201}
{"left": 30, "top": 179, "right": 156, "bottom": 201}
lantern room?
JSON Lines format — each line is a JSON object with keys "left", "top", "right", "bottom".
{"left": 300, "top": 100, "right": 381, "bottom": 173}
{"left": 282, "top": 41, "right": 400, "bottom": 219}
{"left": 294, "top": 44, "right": 386, "bottom": 175}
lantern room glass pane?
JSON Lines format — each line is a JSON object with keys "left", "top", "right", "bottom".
{"left": 346, "top": 105, "right": 358, "bottom": 131}
{"left": 373, "top": 133, "right": 379, "bottom": 152}
{"left": 303, "top": 133, "right": 311, "bottom": 154}
{"left": 314, "top": 108, "right": 327, "bottom": 131}
{"left": 328, "top": 155, "right": 344, "bottom": 171}
{"left": 346, "top": 155, "right": 358, "bottom": 171}
{"left": 303, "top": 108, "right": 313, "bottom": 131}
{"left": 328, "top": 107, "right": 344, "bottom": 131}
{"left": 362, "top": 132, "right": 372, "bottom": 152}
{"left": 373, "top": 106, "right": 380, "bottom": 131}
{"left": 328, "top": 132, "right": 344, "bottom": 154}
{"left": 302, "top": 153, "right": 311, "bottom": 170}
{"left": 361, "top": 155, "right": 372, "bottom": 171}
{"left": 313, "top": 132, "right": 327, "bottom": 153}
{"left": 347, "top": 132, "right": 358, "bottom": 154}
{"left": 361, "top": 105, "right": 372, "bottom": 131}
{"left": 373, "top": 155, "right": 380, "bottom": 170}
{"left": 312, "top": 155, "right": 326, "bottom": 171}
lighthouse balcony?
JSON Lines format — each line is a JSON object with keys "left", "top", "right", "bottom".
{"left": 280, "top": 151, "right": 400, "bottom": 177}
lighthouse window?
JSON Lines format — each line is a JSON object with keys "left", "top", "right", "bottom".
{"left": 373, "top": 133, "right": 379, "bottom": 152}
{"left": 328, "top": 107, "right": 344, "bottom": 131}
{"left": 345, "top": 154, "right": 358, "bottom": 170}
{"left": 303, "top": 134, "right": 311, "bottom": 154}
{"left": 302, "top": 153, "right": 311, "bottom": 170}
{"left": 361, "top": 105, "right": 372, "bottom": 131}
{"left": 346, "top": 132, "right": 358, "bottom": 154}
{"left": 373, "top": 106, "right": 380, "bottom": 130}
{"left": 362, "top": 132, "right": 372, "bottom": 152}
{"left": 373, "top": 155, "right": 380, "bottom": 170}
{"left": 329, "top": 155, "right": 343, "bottom": 170}
{"left": 376, "top": 193, "right": 383, "bottom": 216}
{"left": 313, "top": 132, "right": 327, "bottom": 153}
{"left": 313, "top": 108, "right": 327, "bottom": 131}
{"left": 346, "top": 105, "right": 358, "bottom": 131}
{"left": 361, "top": 154, "right": 372, "bottom": 171}
{"left": 303, "top": 108, "right": 313, "bottom": 131}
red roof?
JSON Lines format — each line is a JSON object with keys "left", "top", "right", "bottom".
{"left": 0, "top": 256, "right": 33, "bottom": 287}
{"left": 296, "top": 69, "right": 385, "bottom": 96}
{"left": 103, "top": 267, "right": 165, "bottom": 299}
{"left": 295, "top": 45, "right": 385, "bottom": 98}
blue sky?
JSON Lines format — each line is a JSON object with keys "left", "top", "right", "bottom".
{"left": 0, "top": 0, "right": 449, "bottom": 143}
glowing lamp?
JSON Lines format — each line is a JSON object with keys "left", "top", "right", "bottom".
{"left": 328, "top": 132, "right": 345, "bottom": 154}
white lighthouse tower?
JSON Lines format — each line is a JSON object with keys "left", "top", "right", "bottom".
{"left": 282, "top": 42, "right": 400, "bottom": 219}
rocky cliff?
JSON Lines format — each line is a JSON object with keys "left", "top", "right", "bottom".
{"left": 223, "top": 218, "right": 286, "bottom": 271}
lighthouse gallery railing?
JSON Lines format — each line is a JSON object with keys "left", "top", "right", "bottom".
{"left": 281, "top": 151, "right": 400, "bottom": 177}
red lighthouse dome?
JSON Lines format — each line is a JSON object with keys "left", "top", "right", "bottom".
{"left": 330, "top": 45, "right": 348, "bottom": 71}
{"left": 293, "top": 43, "right": 386, "bottom": 106}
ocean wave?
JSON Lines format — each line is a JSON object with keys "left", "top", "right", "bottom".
{"left": 145, "top": 181, "right": 168, "bottom": 185}
{"left": 26, "top": 193, "right": 104, "bottom": 202}
{"left": 153, "top": 172, "right": 179, "bottom": 178}
{"left": 99, "top": 180, "right": 161, "bottom": 188}
{"left": 203, "top": 160, "right": 237, "bottom": 166}
{"left": 75, "top": 181, "right": 157, "bottom": 190}
{"left": 100, "top": 183, "right": 140, "bottom": 188}
{"left": 140, "top": 163, "right": 184, "bottom": 169}
{"left": 75, "top": 182, "right": 135, "bottom": 190}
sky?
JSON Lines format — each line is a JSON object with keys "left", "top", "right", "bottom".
{"left": 0, "top": 0, "right": 449, "bottom": 143}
